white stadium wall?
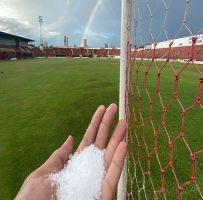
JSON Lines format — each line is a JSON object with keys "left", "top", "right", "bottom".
{"left": 151, "top": 34, "right": 203, "bottom": 49}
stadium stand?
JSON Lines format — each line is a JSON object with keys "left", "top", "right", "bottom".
{"left": 65, "top": 48, "right": 73, "bottom": 57}
{"left": 44, "top": 48, "right": 56, "bottom": 57}
{"left": 72, "top": 48, "right": 82, "bottom": 57}
{"left": 30, "top": 47, "right": 44, "bottom": 57}
{"left": 96, "top": 48, "right": 108, "bottom": 57}
{"left": 0, "top": 31, "right": 34, "bottom": 60}
{"left": 196, "top": 45, "right": 203, "bottom": 61}
{"left": 133, "top": 45, "right": 203, "bottom": 62}
{"left": 54, "top": 48, "right": 67, "bottom": 57}
{"left": 108, "top": 48, "right": 120, "bottom": 57}
{"left": 0, "top": 30, "right": 202, "bottom": 61}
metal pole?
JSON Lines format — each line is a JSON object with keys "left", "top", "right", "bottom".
{"left": 39, "top": 16, "right": 43, "bottom": 49}
{"left": 117, "top": 0, "right": 132, "bottom": 199}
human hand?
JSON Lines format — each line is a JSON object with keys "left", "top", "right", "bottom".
{"left": 15, "top": 104, "right": 127, "bottom": 200}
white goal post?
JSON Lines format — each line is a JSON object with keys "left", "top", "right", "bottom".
{"left": 118, "top": 0, "right": 132, "bottom": 200}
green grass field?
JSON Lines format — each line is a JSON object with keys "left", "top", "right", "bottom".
{"left": 0, "top": 58, "right": 202, "bottom": 200}
{"left": 0, "top": 58, "right": 120, "bottom": 199}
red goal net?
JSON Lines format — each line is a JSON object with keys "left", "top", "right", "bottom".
{"left": 126, "top": 0, "right": 203, "bottom": 199}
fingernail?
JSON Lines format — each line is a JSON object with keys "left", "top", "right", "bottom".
{"left": 68, "top": 135, "right": 73, "bottom": 140}
{"left": 107, "top": 103, "right": 117, "bottom": 111}
{"left": 99, "top": 105, "right": 105, "bottom": 110}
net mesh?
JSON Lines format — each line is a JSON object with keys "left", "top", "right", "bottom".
{"left": 126, "top": 0, "right": 203, "bottom": 199}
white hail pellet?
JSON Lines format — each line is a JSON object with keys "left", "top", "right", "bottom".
{"left": 49, "top": 144, "right": 106, "bottom": 200}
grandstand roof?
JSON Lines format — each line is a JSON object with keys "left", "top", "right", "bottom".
{"left": 0, "top": 31, "right": 34, "bottom": 42}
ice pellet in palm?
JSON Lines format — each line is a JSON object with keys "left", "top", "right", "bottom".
{"left": 50, "top": 144, "right": 106, "bottom": 200}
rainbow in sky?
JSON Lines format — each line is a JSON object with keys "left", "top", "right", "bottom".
{"left": 80, "top": 0, "right": 102, "bottom": 47}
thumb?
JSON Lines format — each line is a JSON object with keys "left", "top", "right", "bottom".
{"left": 33, "top": 135, "right": 74, "bottom": 177}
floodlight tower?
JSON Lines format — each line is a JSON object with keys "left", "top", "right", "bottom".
{"left": 39, "top": 16, "right": 43, "bottom": 49}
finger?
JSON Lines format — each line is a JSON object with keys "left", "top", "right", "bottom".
{"left": 95, "top": 103, "right": 117, "bottom": 149}
{"left": 101, "top": 142, "right": 127, "bottom": 200}
{"left": 33, "top": 136, "right": 74, "bottom": 176}
{"left": 104, "top": 119, "right": 126, "bottom": 170}
{"left": 77, "top": 105, "right": 106, "bottom": 152}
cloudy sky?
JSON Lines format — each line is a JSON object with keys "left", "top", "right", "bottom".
{"left": 0, "top": 0, "right": 121, "bottom": 47}
{"left": 0, "top": 0, "right": 203, "bottom": 47}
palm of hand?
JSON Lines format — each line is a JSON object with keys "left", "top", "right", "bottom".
{"left": 15, "top": 104, "right": 127, "bottom": 200}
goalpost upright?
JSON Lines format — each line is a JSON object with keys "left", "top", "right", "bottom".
{"left": 118, "top": 0, "right": 132, "bottom": 200}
